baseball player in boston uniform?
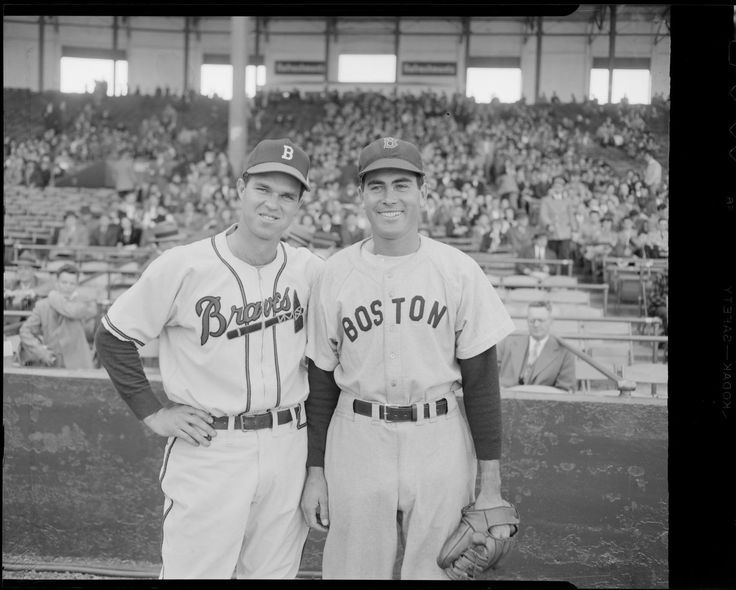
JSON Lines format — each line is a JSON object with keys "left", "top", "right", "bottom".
{"left": 300, "top": 137, "right": 517, "bottom": 579}
{"left": 95, "top": 139, "right": 323, "bottom": 579}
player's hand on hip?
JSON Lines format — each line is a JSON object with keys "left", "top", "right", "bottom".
{"left": 143, "top": 404, "right": 217, "bottom": 447}
{"left": 301, "top": 466, "right": 330, "bottom": 532}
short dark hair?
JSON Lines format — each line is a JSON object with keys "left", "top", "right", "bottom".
{"left": 241, "top": 172, "right": 306, "bottom": 200}
{"left": 56, "top": 263, "right": 79, "bottom": 277}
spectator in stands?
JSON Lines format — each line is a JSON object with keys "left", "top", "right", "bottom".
{"left": 4, "top": 252, "right": 52, "bottom": 311}
{"left": 175, "top": 200, "right": 205, "bottom": 237}
{"left": 339, "top": 211, "right": 365, "bottom": 246}
{"left": 470, "top": 212, "right": 492, "bottom": 251}
{"left": 112, "top": 148, "right": 138, "bottom": 198}
{"left": 612, "top": 216, "right": 642, "bottom": 258}
{"left": 516, "top": 231, "right": 557, "bottom": 278}
{"left": 589, "top": 214, "right": 618, "bottom": 262}
{"left": 311, "top": 211, "right": 342, "bottom": 250}
{"left": 23, "top": 159, "right": 44, "bottom": 188}
{"left": 480, "top": 216, "right": 512, "bottom": 253}
{"left": 55, "top": 211, "right": 90, "bottom": 248}
{"left": 116, "top": 214, "right": 143, "bottom": 247}
{"left": 647, "top": 217, "right": 669, "bottom": 258}
{"left": 18, "top": 263, "right": 97, "bottom": 369}
{"left": 445, "top": 205, "right": 471, "bottom": 238}
{"left": 496, "top": 300, "right": 576, "bottom": 393}
{"left": 506, "top": 211, "right": 535, "bottom": 255}
{"left": 539, "top": 178, "right": 577, "bottom": 260}
{"left": 38, "top": 154, "right": 53, "bottom": 188}
{"left": 88, "top": 212, "right": 120, "bottom": 247}
{"left": 646, "top": 267, "right": 668, "bottom": 342}
{"left": 643, "top": 151, "right": 662, "bottom": 193}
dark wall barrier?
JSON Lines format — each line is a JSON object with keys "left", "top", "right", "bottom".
{"left": 2, "top": 369, "right": 667, "bottom": 587}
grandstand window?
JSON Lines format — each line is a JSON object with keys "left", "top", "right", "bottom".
{"left": 60, "top": 57, "right": 128, "bottom": 96}
{"left": 466, "top": 68, "right": 522, "bottom": 103}
{"left": 200, "top": 64, "right": 266, "bottom": 99}
{"left": 337, "top": 55, "right": 397, "bottom": 83}
{"left": 589, "top": 68, "right": 651, "bottom": 104}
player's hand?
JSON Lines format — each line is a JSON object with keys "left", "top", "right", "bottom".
{"left": 301, "top": 466, "right": 330, "bottom": 532}
{"left": 143, "top": 404, "right": 217, "bottom": 447}
{"left": 473, "top": 495, "right": 514, "bottom": 539}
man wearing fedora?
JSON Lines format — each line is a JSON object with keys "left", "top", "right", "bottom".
{"left": 4, "top": 251, "right": 51, "bottom": 311}
{"left": 95, "top": 139, "right": 324, "bottom": 579}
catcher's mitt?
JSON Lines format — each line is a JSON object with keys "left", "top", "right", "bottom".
{"left": 437, "top": 503, "right": 520, "bottom": 580}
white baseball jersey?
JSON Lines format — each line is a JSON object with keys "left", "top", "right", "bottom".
{"left": 102, "top": 227, "right": 324, "bottom": 416}
{"left": 306, "top": 235, "right": 515, "bottom": 404}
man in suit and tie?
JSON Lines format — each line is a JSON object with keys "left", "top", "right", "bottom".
{"left": 515, "top": 231, "right": 558, "bottom": 278}
{"left": 497, "top": 300, "right": 576, "bottom": 392}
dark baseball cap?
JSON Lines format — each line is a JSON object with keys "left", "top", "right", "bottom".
{"left": 244, "top": 138, "right": 310, "bottom": 191}
{"left": 358, "top": 137, "right": 424, "bottom": 179}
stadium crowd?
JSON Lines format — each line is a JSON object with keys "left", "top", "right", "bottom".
{"left": 5, "top": 87, "right": 669, "bottom": 368}
{"left": 5, "top": 88, "right": 669, "bottom": 262}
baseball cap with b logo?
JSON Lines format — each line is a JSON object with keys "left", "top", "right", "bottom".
{"left": 243, "top": 138, "right": 310, "bottom": 191}
{"left": 358, "top": 137, "right": 425, "bottom": 179}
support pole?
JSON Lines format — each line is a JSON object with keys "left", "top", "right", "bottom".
{"left": 112, "top": 16, "right": 118, "bottom": 95}
{"left": 535, "top": 16, "right": 543, "bottom": 103}
{"left": 556, "top": 337, "right": 636, "bottom": 397}
{"left": 183, "top": 17, "right": 190, "bottom": 94}
{"left": 228, "top": 16, "right": 249, "bottom": 176}
{"left": 38, "top": 16, "right": 45, "bottom": 92}
{"left": 607, "top": 5, "right": 617, "bottom": 103}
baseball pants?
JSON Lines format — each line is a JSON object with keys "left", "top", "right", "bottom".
{"left": 158, "top": 407, "right": 308, "bottom": 579}
{"left": 322, "top": 393, "right": 476, "bottom": 579}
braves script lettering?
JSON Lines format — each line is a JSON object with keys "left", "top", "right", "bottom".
{"left": 196, "top": 287, "right": 303, "bottom": 345}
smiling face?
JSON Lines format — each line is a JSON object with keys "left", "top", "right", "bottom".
{"left": 236, "top": 171, "right": 302, "bottom": 243}
{"left": 359, "top": 168, "right": 426, "bottom": 255}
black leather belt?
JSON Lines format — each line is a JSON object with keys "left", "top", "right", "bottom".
{"left": 211, "top": 409, "right": 293, "bottom": 430}
{"left": 353, "top": 398, "right": 449, "bottom": 422}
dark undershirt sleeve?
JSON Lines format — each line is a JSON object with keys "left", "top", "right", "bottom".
{"left": 305, "top": 358, "right": 341, "bottom": 468}
{"left": 459, "top": 345, "right": 503, "bottom": 461}
{"left": 94, "top": 324, "right": 164, "bottom": 421}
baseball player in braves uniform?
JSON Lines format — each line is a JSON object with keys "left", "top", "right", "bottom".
{"left": 95, "top": 139, "right": 323, "bottom": 579}
{"left": 300, "top": 137, "right": 517, "bottom": 579}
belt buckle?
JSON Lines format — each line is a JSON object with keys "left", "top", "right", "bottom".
{"left": 238, "top": 413, "right": 264, "bottom": 431}
{"left": 238, "top": 414, "right": 250, "bottom": 430}
{"left": 384, "top": 405, "right": 416, "bottom": 422}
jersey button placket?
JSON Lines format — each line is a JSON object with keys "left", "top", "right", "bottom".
{"left": 385, "top": 278, "right": 401, "bottom": 404}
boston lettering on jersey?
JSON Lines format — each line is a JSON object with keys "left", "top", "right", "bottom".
{"left": 342, "top": 295, "right": 447, "bottom": 342}
{"left": 196, "top": 287, "right": 304, "bottom": 345}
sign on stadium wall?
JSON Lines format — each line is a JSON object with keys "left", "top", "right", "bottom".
{"left": 274, "top": 61, "right": 326, "bottom": 75}
{"left": 401, "top": 62, "right": 457, "bottom": 76}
